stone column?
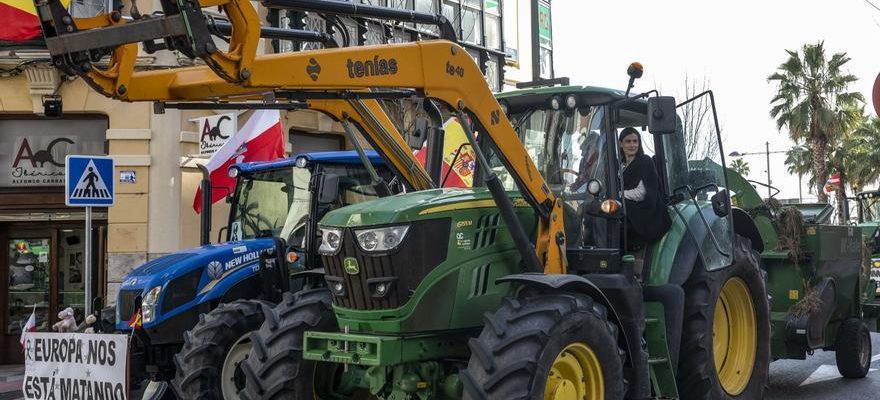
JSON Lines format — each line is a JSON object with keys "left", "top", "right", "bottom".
{"left": 105, "top": 129, "right": 151, "bottom": 303}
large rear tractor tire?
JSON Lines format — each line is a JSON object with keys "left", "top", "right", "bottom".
{"left": 171, "top": 299, "right": 270, "bottom": 400}
{"left": 835, "top": 317, "right": 872, "bottom": 379}
{"left": 461, "top": 292, "right": 625, "bottom": 400}
{"left": 240, "top": 288, "right": 338, "bottom": 400}
{"left": 677, "top": 236, "right": 770, "bottom": 400}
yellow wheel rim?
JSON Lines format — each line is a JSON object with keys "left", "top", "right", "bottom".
{"left": 713, "top": 277, "right": 757, "bottom": 396}
{"left": 544, "top": 343, "right": 604, "bottom": 400}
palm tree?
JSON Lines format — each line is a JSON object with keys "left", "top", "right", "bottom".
{"left": 785, "top": 143, "right": 814, "bottom": 192}
{"left": 730, "top": 158, "right": 750, "bottom": 177}
{"left": 768, "top": 41, "right": 864, "bottom": 203}
{"left": 845, "top": 116, "right": 880, "bottom": 192}
{"left": 826, "top": 102, "right": 866, "bottom": 221}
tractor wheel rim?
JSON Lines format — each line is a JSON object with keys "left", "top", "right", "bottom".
{"left": 713, "top": 277, "right": 757, "bottom": 396}
{"left": 221, "top": 332, "right": 253, "bottom": 399}
{"left": 859, "top": 329, "right": 871, "bottom": 368}
{"left": 544, "top": 343, "right": 603, "bottom": 400}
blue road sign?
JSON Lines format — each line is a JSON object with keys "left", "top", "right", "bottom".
{"left": 66, "top": 155, "right": 115, "bottom": 207}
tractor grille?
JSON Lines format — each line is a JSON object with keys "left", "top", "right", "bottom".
{"left": 161, "top": 267, "right": 204, "bottom": 314}
{"left": 322, "top": 218, "right": 449, "bottom": 310}
{"left": 118, "top": 289, "right": 142, "bottom": 322}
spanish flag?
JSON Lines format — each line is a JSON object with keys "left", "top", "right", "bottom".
{"left": 128, "top": 309, "right": 143, "bottom": 330}
{"left": 0, "top": 0, "right": 69, "bottom": 42}
{"left": 414, "top": 117, "right": 476, "bottom": 188}
{"left": 0, "top": 0, "right": 41, "bottom": 41}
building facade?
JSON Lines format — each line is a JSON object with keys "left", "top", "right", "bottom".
{"left": 0, "top": 0, "right": 551, "bottom": 363}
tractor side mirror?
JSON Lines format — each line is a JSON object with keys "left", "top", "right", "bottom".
{"left": 710, "top": 189, "right": 730, "bottom": 217}
{"left": 318, "top": 173, "right": 340, "bottom": 204}
{"left": 92, "top": 297, "right": 103, "bottom": 312}
{"left": 407, "top": 116, "right": 429, "bottom": 150}
{"left": 647, "top": 96, "right": 677, "bottom": 135}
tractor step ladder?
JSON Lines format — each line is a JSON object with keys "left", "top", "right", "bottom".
{"left": 644, "top": 302, "right": 679, "bottom": 398}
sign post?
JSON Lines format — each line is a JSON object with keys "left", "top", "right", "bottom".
{"left": 65, "top": 155, "right": 115, "bottom": 316}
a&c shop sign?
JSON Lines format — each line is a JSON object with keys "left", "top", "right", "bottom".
{"left": 193, "top": 113, "right": 237, "bottom": 155}
{"left": 0, "top": 118, "right": 106, "bottom": 187}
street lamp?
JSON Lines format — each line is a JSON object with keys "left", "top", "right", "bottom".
{"left": 728, "top": 141, "right": 787, "bottom": 199}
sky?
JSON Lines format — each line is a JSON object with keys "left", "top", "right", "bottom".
{"left": 552, "top": 0, "right": 880, "bottom": 201}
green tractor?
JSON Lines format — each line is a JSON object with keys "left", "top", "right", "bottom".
{"left": 239, "top": 79, "right": 781, "bottom": 400}
{"left": 856, "top": 190, "right": 880, "bottom": 298}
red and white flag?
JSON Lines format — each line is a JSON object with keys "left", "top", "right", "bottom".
{"left": 193, "top": 110, "right": 285, "bottom": 213}
{"left": 19, "top": 305, "right": 36, "bottom": 347}
{"left": 824, "top": 172, "right": 841, "bottom": 193}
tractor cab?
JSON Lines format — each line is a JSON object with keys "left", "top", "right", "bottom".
{"left": 495, "top": 85, "right": 734, "bottom": 274}
{"left": 856, "top": 190, "right": 880, "bottom": 296}
{"left": 227, "top": 151, "right": 394, "bottom": 272}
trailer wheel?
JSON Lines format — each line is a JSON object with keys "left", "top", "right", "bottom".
{"left": 171, "top": 299, "right": 270, "bottom": 400}
{"left": 461, "top": 292, "right": 625, "bottom": 400}
{"left": 677, "top": 236, "right": 770, "bottom": 399}
{"left": 239, "top": 288, "right": 339, "bottom": 400}
{"left": 835, "top": 318, "right": 872, "bottom": 378}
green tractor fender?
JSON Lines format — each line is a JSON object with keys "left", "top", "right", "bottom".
{"left": 496, "top": 273, "right": 636, "bottom": 369}
{"left": 653, "top": 205, "right": 764, "bottom": 287}
{"left": 731, "top": 207, "right": 765, "bottom": 253}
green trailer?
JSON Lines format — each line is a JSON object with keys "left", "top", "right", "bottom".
{"left": 727, "top": 173, "right": 874, "bottom": 373}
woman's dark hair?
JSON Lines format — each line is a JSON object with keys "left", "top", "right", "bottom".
{"left": 618, "top": 127, "right": 644, "bottom": 158}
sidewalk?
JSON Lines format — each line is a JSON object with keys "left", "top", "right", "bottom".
{"left": 0, "top": 365, "right": 23, "bottom": 400}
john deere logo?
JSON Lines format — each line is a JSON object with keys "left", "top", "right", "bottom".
{"left": 343, "top": 257, "right": 359, "bottom": 275}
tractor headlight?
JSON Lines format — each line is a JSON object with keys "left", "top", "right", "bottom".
{"left": 354, "top": 225, "right": 410, "bottom": 252}
{"left": 141, "top": 285, "right": 162, "bottom": 324}
{"left": 228, "top": 166, "right": 240, "bottom": 178}
{"left": 318, "top": 227, "right": 343, "bottom": 255}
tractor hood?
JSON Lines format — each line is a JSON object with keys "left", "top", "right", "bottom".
{"left": 319, "top": 187, "right": 528, "bottom": 228}
{"left": 116, "top": 238, "right": 276, "bottom": 330}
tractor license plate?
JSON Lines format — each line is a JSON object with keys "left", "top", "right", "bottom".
{"left": 303, "top": 331, "right": 388, "bottom": 366}
{"left": 303, "top": 331, "right": 469, "bottom": 367}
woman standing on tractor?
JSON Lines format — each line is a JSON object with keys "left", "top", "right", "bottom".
{"left": 619, "top": 127, "right": 670, "bottom": 252}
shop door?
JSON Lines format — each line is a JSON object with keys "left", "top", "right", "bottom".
{"left": 2, "top": 230, "right": 56, "bottom": 364}
{"left": 1, "top": 226, "right": 96, "bottom": 364}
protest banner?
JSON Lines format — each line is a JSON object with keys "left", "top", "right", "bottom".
{"left": 21, "top": 332, "right": 129, "bottom": 400}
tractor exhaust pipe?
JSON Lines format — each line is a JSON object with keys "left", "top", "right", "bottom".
{"left": 261, "top": 0, "right": 458, "bottom": 42}
{"left": 197, "top": 164, "right": 212, "bottom": 246}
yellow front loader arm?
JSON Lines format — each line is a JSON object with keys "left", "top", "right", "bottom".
{"left": 35, "top": 0, "right": 566, "bottom": 273}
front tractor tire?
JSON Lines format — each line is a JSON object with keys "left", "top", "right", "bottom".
{"left": 461, "top": 292, "right": 625, "bottom": 400}
{"left": 171, "top": 299, "right": 271, "bottom": 400}
{"left": 677, "top": 236, "right": 771, "bottom": 400}
{"left": 239, "top": 288, "right": 337, "bottom": 400}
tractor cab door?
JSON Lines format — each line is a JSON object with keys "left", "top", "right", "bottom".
{"left": 659, "top": 91, "right": 734, "bottom": 270}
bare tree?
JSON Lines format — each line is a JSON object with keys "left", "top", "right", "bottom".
{"left": 678, "top": 75, "right": 723, "bottom": 161}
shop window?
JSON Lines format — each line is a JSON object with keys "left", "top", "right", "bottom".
{"left": 502, "top": 0, "right": 518, "bottom": 64}
{"left": 460, "top": 5, "right": 482, "bottom": 45}
{"left": 7, "top": 238, "right": 51, "bottom": 334}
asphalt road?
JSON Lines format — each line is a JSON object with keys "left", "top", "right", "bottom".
{"left": 767, "top": 333, "right": 880, "bottom": 400}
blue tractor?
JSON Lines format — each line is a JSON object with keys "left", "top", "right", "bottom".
{"left": 107, "top": 151, "right": 393, "bottom": 399}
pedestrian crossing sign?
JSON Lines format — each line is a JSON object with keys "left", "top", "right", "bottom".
{"left": 65, "top": 155, "right": 115, "bottom": 207}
